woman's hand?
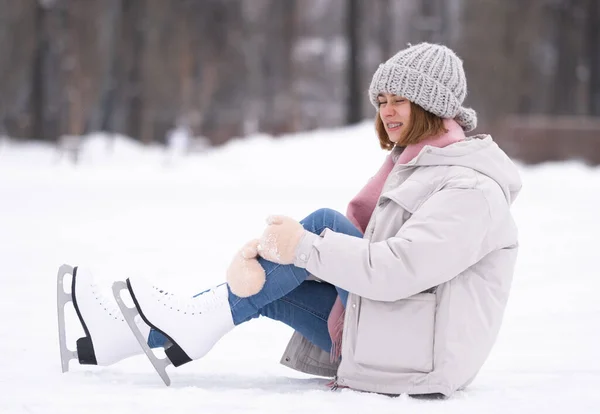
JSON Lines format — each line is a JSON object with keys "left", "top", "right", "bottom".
{"left": 257, "top": 215, "right": 306, "bottom": 265}
{"left": 226, "top": 238, "right": 266, "bottom": 298}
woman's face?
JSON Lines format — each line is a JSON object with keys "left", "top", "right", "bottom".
{"left": 377, "top": 93, "right": 411, "bottom": 144}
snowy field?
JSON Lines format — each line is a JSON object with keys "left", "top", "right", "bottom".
{"left": 1, "top": 123, "right": 599, "bottom": 413}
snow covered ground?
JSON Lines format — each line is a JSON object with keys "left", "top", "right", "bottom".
{"left": 1, "top": 123, "right": 599, "bottom": 413}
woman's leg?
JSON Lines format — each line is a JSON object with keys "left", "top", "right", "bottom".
{"left": 258, "top": 280, "right": 338, "bottom": 352}
{"left": 147, "top": 208, "right": 362, "bottom": 349}
{"left": 228, "top": 208, "right": 362, "bottom": 324}
{"left": 148, "top": 281, "right": 338, "bottom": 353}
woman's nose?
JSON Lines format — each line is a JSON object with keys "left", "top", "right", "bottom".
{"left": 381, "top": 104, "right": 395, "bottom": 117}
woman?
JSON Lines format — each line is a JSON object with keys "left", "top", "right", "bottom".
{"left": 65, "top": 42, "right": 521, "bottom": 397}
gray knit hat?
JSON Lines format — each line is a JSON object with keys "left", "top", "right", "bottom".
{"left": 369, "top": 42, "right": 477, "bottom": 132}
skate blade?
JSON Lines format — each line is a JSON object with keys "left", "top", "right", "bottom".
{"left": 57, "top": 264, "right": 78, "bottom": 373}
{"left": 112, "top": 281, "right": 172, "bottom": 386}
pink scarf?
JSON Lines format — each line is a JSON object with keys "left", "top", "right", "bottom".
{"left": 327, "top": 119, "right": 465, "bottom": 362}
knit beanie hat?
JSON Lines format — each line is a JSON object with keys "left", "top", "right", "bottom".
{"left": 368, "top": 42, "right": 478, "bottom": 132}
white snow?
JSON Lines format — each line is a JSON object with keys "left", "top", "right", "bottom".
{"left": 1, "top": 123, "right": 600, "bottom": 413}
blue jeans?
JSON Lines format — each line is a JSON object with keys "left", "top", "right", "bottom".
{"left": 147, "top": 208, "right": 363, "bottom": 353}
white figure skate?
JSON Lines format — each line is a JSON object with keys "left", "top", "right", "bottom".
{"left": 57, "top": 265, "right": 150, "bottom": 372}
{"left": 113, "top": 277, "right": 234, "bottom": 386}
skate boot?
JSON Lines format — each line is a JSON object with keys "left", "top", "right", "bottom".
{"left": 126, "top": 277, "right": 234, "bottom": 368}
{"left": 57, "top": 265, "right": 150, "bottom": 371}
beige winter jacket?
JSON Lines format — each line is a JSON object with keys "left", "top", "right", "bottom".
{"left": 280, "top": 135, "right": 522, "bottom": 397}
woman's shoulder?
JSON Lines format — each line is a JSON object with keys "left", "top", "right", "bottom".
{"left": 393, "top": 165, "right": 507, "bottom": 213}
{"left": 408, "top": 164, "right": 480, "bottom": 191}
{"left": 428, "top": 166, "right": 507, "bottom": 206}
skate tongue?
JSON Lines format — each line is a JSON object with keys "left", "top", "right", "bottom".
{"left": 169, "top": 285, "right": 224, "bottom": 315}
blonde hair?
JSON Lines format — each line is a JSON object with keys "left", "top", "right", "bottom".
{"left": 375, "top": 102, "right": 447, "bottom": 150}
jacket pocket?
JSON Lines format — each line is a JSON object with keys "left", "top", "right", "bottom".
{"left": 354, "top": 293, "right": 436, "bottom": 373}
{"left": 383, "top": 179, "right": 431, "bottom": 214}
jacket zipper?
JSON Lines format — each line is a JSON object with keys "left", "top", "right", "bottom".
{"left": 330, "top": 161, "right": 413, "bottom": 393}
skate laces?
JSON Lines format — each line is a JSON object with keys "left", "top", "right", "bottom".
{"left": 90, "top": 283, "right": 124, "bottom": 321}
{"left": 153, "top": 285, "right": 223, "bottom": 315}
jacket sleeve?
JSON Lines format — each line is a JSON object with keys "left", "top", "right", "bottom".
{"left": 294, "top": 189, "right": 491, "bottom": 302}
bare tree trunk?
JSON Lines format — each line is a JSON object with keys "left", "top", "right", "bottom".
{"left": 550, "top": 0, "right": 578, "bottom": 115}
{"left": 346, "top": 0, "right": 361, "bottom": 124}
{"left": 64, "top": 2, "right": 85, "bottom": 136}
{"left": 281, "top": 0, "right": 298, "bottom": 132}
{"left": 378, "top": 0, "right": 392, "bottom": 60}
{"left": 587, "top": 0, "right": 600, "bottom": 115}
{"left": 241, "top": 0, "right": 263, "bottom": 135}
{"left": 178, "top": 2, "right": 194, "bottom": 130}
{"left": 126, "top": 0, "right": 145, "bottom": 142}
{"left": 89, "top": 0, "right": 121, "bottom": 132}
{"left": 31, "top": 2, "right": 46, "bottom": 140}
{"left": 418, "top": 0, "right": 442, "bottom": 42}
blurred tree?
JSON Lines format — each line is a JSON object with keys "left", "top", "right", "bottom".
{"left": 586, "top": 0, "right": 600, "bottom": 115}
{"left": 548, "top": 0, "right": 581, "bottom": 115}
{"left": 346, "top": 0, "right": 361, "bottom": 124}
{"left": 89, "top": 0, "right": 122, "bottom": 133}
{"left": 0, "top": 0, "right": 599, "bottom": 147}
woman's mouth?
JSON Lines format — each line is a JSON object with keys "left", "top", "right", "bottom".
{"left": 387, "top": 122, "right": 403, "bottom": 132}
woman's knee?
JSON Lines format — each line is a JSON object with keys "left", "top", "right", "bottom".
{"left": 301, "top": 208, "right": 339, "bottom": 232}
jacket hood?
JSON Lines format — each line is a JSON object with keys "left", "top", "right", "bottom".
{"left": 395, "top": 135, "right": 522, "bottom": 204}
